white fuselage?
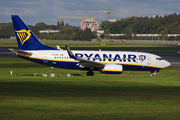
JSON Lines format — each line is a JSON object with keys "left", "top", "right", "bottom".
{"left": 17, "top": 49, "right": 171, "bottom": 71}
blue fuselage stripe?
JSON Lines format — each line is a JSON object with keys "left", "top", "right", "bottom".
{"left": 18, "top": 55, "right": 162, "bottom": 71}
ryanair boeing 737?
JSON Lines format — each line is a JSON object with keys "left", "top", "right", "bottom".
{"left": 10, "top": 15, "right": 171, "bottom": 76}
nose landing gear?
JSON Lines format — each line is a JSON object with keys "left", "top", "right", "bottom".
{"left": 149, "top": 70, "right": 159, "bottom": 76}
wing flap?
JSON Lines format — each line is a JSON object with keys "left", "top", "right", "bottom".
{"left": 78, "top": 59, "right": 105, "bottom": 68}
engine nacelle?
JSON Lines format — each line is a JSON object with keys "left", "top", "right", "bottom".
{"left": 102, "top": 64, "right": 123, "bottom": 74}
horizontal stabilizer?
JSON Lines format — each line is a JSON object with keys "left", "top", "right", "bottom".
{"left": 9, "top": 48, "right": 32, "bottom": 55}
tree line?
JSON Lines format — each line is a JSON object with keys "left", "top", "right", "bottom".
{"left": 0, "top": 20, "right": 98, "bottom": 41}
{"left": 100, "top": 13, "right": 180, "bottom": 40}
{"left": 1, "top": 13, "right": 180, "bottom": 40}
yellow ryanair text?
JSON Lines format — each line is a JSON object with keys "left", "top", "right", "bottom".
{"left": 15, "top": 29, "right": 31, "bottom": 46}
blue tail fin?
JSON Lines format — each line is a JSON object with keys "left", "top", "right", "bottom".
{"left": 11, "top": 15, "right": 57, "bottom": 50}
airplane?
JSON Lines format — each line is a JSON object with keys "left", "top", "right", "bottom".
{"left": 10, "top": 15, "right": 171, "bottom": 76}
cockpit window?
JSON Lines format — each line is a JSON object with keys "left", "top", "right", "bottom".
{"left": 156, "top": 58, "right": 163, "bottom": 60}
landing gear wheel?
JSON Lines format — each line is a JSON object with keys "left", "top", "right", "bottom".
{"left": 149, "top": 73, "right": 153, "bottom": 76}
{"left": 87, "top": 71, "right": 94, "bottom": 76}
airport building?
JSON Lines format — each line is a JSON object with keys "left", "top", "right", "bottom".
{"left": 56, "top": 16, "right": 99, "bottom": 31}
{"left": 80, "top": 19, "right": 99, "bottom": 31}
{"left": 39, "top": 30, "right": 60, "bottom": 33}
{"left": 96, "top": 31, "right": 180, "bottom": 39}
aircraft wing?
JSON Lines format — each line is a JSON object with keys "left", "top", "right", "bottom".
{"left": 76, "top": 58, "right": 105, "bottom": 68}
{"left": 66, "top": 46, "right": 105, "bottom": 68}
{"left": 9, "top": 48, "right": 33, "bottom": 55}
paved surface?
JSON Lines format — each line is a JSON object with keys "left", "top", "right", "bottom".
{"left": 164, "top": 57, "right": 180, "bottom": 67}
{"left": 0, "top": 48, "right": 16, "bottom": 57}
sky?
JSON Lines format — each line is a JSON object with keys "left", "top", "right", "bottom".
{"left": 1, "top": 0, "right": 180, "bottom": 26}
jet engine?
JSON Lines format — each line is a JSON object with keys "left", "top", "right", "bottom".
{"left": 102, "top": 64, "right": 123, "bottom": 74}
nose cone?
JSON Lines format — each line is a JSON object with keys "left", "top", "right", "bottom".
{"left": 164, "top": 60, "right": 171, "bottom": 68}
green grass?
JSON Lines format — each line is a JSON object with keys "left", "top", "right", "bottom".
{"left": 0, "top": 40, "right": 180, "bottom": 119}
{"left": 0, "top": 57, "right": 180, "bottom": 120}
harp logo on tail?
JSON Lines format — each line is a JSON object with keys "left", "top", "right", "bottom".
{"left": 16, "top": 29, "right": 31, "bottom": 46}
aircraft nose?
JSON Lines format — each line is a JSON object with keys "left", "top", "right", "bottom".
{"left": 164, "top": 60, "right": 171, "bottom": 68}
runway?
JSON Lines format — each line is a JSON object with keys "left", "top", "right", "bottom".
{"left": 0, "top": 48, "right": 16, "bottom": 57}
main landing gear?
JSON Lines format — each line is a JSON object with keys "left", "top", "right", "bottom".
{"left": 87, "top": 70, "right": 94, "bottom": 76}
